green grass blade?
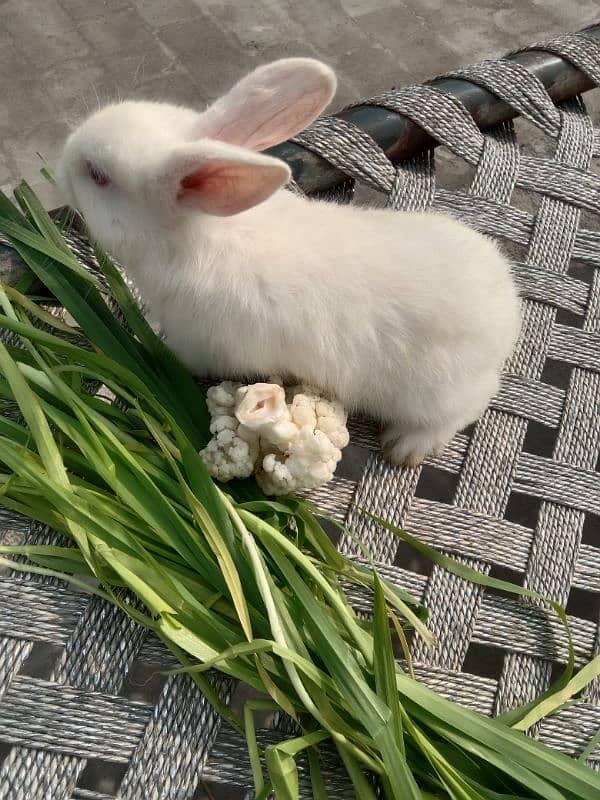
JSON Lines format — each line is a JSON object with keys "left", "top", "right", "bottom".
{"left": 0, "top": 338, "right": 68, "bottom": 487}
{"left": 255, "top": 655, "right": 298, "bottom": 720}
{"left": 0, "top": 188, "right": 32, "bottom": 226}
{"left": 14, "top": 181, "right": 74, "bottom": 251}
{"left": 396, "top": 674, "right": 600, "bottom": 799}
{"left": 307, "top": 747, "right": 329, "bottom": 800}
{"left": 0, "top": 284, "right": 77, "bottom": 335}
{"left": 266, "top": 542, "right": 390, "bottom": 739}
{"left": 141, "top": 412, "right": 254, "bottom": 639}
{"left": 511, "top": 654, "right": 600, "bottom": 732}
{"left": 41, "top": 376, "right": 219, "bottom": 579}
{"left": 244, "top": 700, "right": 275, "bottom": 795}
{"left": 419, "top": 716, "right": 564, "bottom": 800}
{"left": 335, "top": 744, "right": 379, "bottom": 800}
{"left": 266, "top": 732, "right": 330, "bottom": 800}
{"left": 92, "top": 243, "right": 210, "bottom": 440}
{"left": 170, "top": 639, "right": 273, "bottom": 675}
{"left": 0, "top": 483, "right": 68, "bottom": 532}
{"left": 0, "top": 554, "right": 113, "bottom": 599}
{"left": 364, "top": 509, "right": 575, "bottom": 716}
{"left": 0, "top": 215, "right": 101, "bottom": 287}
{"left": 239, "top": 508, "right": 374, "bottom": 666}
{"left": 372, "top": 575, "right": 406, "bottom": 755}
{"left": 265, "top": 747, "right": 300, "bottom": 800}
{"left": 0, "top": 315, "right": 201, "bottom": 450}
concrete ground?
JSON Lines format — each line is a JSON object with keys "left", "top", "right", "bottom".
{"left": 2, "top": 2, "right": 600, "bottom": 798}
{"left": 1, "top": 0, "right": 599, "bottom": 207}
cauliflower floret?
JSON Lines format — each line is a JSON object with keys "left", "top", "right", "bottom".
{"left": 235, "top": 383, "right": 298, "bottom": 451}
{"left": 210, "top": 414, "right": 238, "bottom": 434}
{"left": 256, "top": 425, "right": 342, "bottom": 495}
{"left": 260, "top": 418, "right": 298, "bottom": 451}
{"left": 256, "top": 452, "right": 295, "bottom": 495}
{"left": 200, "top": 426, "right": 259, "bottom": 482}
{"left": 206, "top": 381, "right": 240, "bottom": 417}
{"left": 289, "top": 387, "right": 320, "bottom": 428}
{"left": 201, "top": 382, "right": 258, "bottom": 482}
{"left": 201, "top": 380, "right": 349, "bottom": 494}
{"left": 314, "top": 398, "right": 350, "bottom": 449}
{"left": 289, "top": 390, "right": 349, "bottom": 450}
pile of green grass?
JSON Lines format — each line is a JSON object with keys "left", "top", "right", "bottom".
{"left": 0, "top": 182, "right": 599, "bottom": 799}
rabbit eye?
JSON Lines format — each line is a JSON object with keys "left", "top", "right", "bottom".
{"left": 86, "top": 161, "right": 110, "bottom": 187}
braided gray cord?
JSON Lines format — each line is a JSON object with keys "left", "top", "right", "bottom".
{"left": 1, "top": 30, "right": 600, "bottom": 798}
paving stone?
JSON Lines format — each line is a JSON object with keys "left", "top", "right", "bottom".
{"left": 57, "top": 0, "right": 133, "bottom": 23}
{"left": 1, "top": 0, "right": 91, "bottom": 70}
{"left": 131, "top": 0, "right": 203, "bottom": 28}
{"left": 1, "top": 0, "right": 597, "bottom": 201}
{"left": 156, "top": 12, "right": 262, "bottom": 101}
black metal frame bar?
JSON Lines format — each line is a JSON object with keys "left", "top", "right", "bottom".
{"left": 268, "top": 23, "right": 600, "bottom": 194}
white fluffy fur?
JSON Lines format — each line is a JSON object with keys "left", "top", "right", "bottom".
{"left": 56, "top": 58, "right": 521, "bottom": 465}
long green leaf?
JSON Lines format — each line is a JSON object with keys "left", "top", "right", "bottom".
{"left": 14, "top": 182, "right": 76, "bottom": 253}
{"left": 307, "top": 748, "right": 329, "bottom": 800}
{"left": 239, "top": 508, "right": 374, "bottom": 666}
{"left": 0, "top": 338, "right": 69, "bottom": 487}
{"left": 0, "top": 215, "right": 100, "bottom": 285}
{"left": 141, "top": 410, "right": 254, "bottom": 639}
{"left": 266, "top": 542, "right": 390, "bottom": 741}
{"left": 397, "top": 674, "right": 600, "bottom": 799}
{"left": 336, "top": 744, "right": 379, "bottom": 800}
{"left": 372, "top": 576, "right": 407, "bottom": 758}
{"left": 512, "top": 654, "right": 600, "bottom": 732}
{"left": 91, "top": 243, "right": 210, "bottom": 439}
{"left": 363, "top": 509, "right": 576, "bottom": 721}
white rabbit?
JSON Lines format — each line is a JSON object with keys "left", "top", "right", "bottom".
{"left": 56, "top": 58, "right": 521, "bottom": 466}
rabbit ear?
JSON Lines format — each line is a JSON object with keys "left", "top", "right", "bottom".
{"left": 197, "top": 58, "right": 337, "bottom": 151}
{"left": 166, "top": 139, "right": 291, "bottom": 217}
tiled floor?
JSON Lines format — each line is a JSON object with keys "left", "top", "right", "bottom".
{"left": 1, "top": 0, "right": 598, "bottom": 207}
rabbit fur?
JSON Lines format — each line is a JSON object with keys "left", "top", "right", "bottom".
{"left": 57, "top": 58, "right": 521, "bottom": 466}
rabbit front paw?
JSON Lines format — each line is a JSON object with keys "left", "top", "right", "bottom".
{"left": 380, "top": 423, "right": 453, "bottom": 468}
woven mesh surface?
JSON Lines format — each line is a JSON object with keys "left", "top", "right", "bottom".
{"left": 1, "top": 30, "right": 600, "bottom": 799}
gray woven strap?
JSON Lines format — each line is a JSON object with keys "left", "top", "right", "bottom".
{"left": 447, "top": 59, "right": 562, "bottom": 136}
{"left": 520, "top": 30, "right": 600, "bottom": 86}
{"left": 117, "top": 674, "right": 231, "bottom": 800}
{"left": 300, "top": 27, "right": 600, "bottom": 750}
{"left": 294, "top": 116, "right": 396, "bottom": 192}
{"left": 0, "top": 592, "right": 144, "bottom": 799}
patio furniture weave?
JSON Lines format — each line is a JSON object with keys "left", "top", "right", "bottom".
{"left": 0, "top": 26, "right": 599, "bottom": 800}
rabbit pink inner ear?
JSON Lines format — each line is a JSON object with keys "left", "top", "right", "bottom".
{"left": 177, "top": 158, "right": 290, "bottom": 217}
{"left": 197, "top": 58, "right": 337, "bottom": 151}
